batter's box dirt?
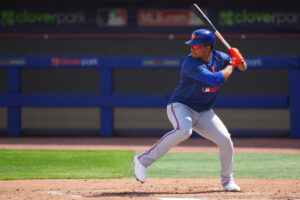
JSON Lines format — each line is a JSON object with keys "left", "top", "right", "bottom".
{"left": 1, "top": 178, "right": 300, "bottom": 200}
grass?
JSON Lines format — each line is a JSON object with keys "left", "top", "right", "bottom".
{"left": 234, "top": 153, "right": 300, "bottom": 179}
{"left": 0, "top": 150, "right": 299, "bottom": 180}
{"left": 0, "top": 149, "right": 135, "bottom": 180}
{"left": 128, "top": 152, "right": 300, "bottom": 179}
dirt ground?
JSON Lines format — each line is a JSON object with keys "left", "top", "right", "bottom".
{"left": 0, "top": 137, "right": 300, "bottom": 200}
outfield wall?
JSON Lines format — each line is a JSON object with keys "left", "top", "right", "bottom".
{"left": 0, "top": 56, "right": 299, "bottom": 138}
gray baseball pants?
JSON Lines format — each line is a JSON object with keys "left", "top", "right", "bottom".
{"left": 138, "top": 102, "right": 234, "bottom": 181}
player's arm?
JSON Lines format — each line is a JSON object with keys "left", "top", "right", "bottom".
{"left": 184, "top": 65, "right": 224, "bottom": 87}
{"left": 197, "top": 69, "right": 224, "bottom": 86}
{"left": 195, "top": 64, "right": 237, "bottom": 85}
{"left": 221, "top": 64, "right": 236, "bottom": 81}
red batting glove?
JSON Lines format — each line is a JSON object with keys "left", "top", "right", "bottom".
{"left": 230, "top": 57, "right": 240, "bottom": 67}
{"left": 228, "top": 48, "right": 245, "bottom": 66}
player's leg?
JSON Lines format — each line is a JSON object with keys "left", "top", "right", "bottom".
{"left": 139, "top": 103, "right": 193, "bottom": 166}
{"left": 134, "top": 103, "right": 193, "bottom": 182}
{"left": 192, "top": 109, "right": 240, "bottom": 191}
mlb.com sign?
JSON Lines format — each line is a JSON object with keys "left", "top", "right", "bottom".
{"left": 51, "top": 57, "right": 98, "bottom": 67}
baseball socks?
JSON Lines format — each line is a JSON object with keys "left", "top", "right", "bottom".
{"left": 134, "top": 155, "right": 146, "bottom": 183}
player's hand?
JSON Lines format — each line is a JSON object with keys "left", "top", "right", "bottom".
{"left": 230, "top": 57, "right": 240, "bottom": 67}
{"left": 228, "top": 48, "right": 245, "bottom": 67}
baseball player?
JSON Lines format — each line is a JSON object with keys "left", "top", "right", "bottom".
{"left": 134, "top": 29, "right": 247, "bottom": 191}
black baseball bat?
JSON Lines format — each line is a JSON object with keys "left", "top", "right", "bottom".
{"left": 191, "top": 3, "right": 231, "bottom": 50}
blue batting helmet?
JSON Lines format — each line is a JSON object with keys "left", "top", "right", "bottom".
{"left": 185, "top": 29, "right": 215, "bottom": 47}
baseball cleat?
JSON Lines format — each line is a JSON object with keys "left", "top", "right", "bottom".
{"left": 134, "top": 155, "right": 146, "bottom": 183}
{"left": 223, "top": 180, "right": 240, "bottom": 192}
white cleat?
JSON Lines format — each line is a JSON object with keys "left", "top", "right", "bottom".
{"left": 134, "top": 155, "right": 146, "bottom": 183}
{"left": 223, "top": 180, "right": 241, "bottom": 192}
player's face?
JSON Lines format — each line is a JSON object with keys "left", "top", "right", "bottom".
{"left": 191, "top": 45, "right": 204, "bottom": 59}
{"left": 191, "top": 45, "right": 211, "bottom": 61}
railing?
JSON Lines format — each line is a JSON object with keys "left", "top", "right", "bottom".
{"left": 0, "top": 56, "right": 299, "bottom": 137}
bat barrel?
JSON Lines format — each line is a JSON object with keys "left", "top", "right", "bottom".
{"left": 191, "top": 3, "right": 231, "bottom": 50}
{"left": 191, "top": 4, "right": 217, "bottom": 33}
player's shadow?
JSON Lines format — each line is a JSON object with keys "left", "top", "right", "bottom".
{"left": 84, "top": 190, "right": 225, "bottom": 198}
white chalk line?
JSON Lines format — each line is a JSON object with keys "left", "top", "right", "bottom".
{"left": 44, "top": 190, "right": 125, "bottom": 199}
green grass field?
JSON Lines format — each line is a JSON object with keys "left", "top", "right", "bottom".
{"left": 0, "top": 149, "right": 135, "bottom": 180}
{"left": 0, "top": 149, "right": 299, "bottom": 180}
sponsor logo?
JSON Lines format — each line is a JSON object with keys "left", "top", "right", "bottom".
{"left": 219, "top": 10, "right": 300, "bottom": 26}
{"left": 192, "top": 33, "right": 196, "bottom": 40}
{"left": 0, "top": 59, "right": 26, "bottom": 66}
{"left": 0, "top": 10, "right": 86, "bottom": 26}
{"left": 56, "top": 12, "right": 86, "bottom": 25}
{"left": 138, "top": 10, "right": 205, "bottom": 26}
{"left": 96, "top": 9, "right": 127, "bottom": 26}
{"left": 142, "top": 59, "right": 180, "bottom": 67}
{"left": 202, "top": 87, "right": 218, "bottom": 93}
{"left": 245, "top": 58, "right": 262, "bottom": 67}
{"left": 202, "top": 65, "right": 219, "bottom": 93}
{"left": 51, "top": 57, "right": 98, "bottom": 67}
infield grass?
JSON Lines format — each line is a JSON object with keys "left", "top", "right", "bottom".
{"left": 0, "top": 149, "right": 135, "bottom": 180}
{"left": 0, "top": 150, "right": 299, "bottom": 180}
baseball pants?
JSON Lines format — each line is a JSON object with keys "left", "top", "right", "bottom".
{"left": 138, "top": 102, "right": 234, "bottom": 180}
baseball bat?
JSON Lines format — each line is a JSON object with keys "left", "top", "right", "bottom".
{"left": 191, "top": 3, "right": 231, "bottom": 50}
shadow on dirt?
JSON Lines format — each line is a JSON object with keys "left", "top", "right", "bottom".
{"left": 84, "top": 190, "right": 227, "bottom": 198}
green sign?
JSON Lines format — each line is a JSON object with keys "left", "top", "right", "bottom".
{"left": 0, "top": 10, "right": 56, "bottom": 26}
{"left": 219, "top": 10, "right": 299, "bottom": 26}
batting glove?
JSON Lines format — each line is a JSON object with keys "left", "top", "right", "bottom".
{"left": 228, "top": 48, "right": 245, "bottom": 67}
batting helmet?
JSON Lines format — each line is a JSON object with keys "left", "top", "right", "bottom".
{"left": 185, "top": 29, "right": 215, "bottom": 48}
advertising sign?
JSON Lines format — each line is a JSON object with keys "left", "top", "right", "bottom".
{"left": 138, "top": 10, "right": 204, "bottom": 26}
{"left": 0, "top": 2, "right": 299, "bottom": 35}
{"left": 217, "top": 9, "right": 300, "bottom": 33}
{"left": 96, "top": 9, "right": 127, "bottom": 27}
{"left": 219, "top": 10, "right": 299, "bottom": 27}
{"left": 0, "top": 10, "right": 87, "bottom": 26}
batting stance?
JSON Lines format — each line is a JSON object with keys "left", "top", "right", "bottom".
{"left": 134, "top": 29, "right": 247, "bottom": 191}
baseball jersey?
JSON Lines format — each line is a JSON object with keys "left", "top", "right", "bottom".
{"left": 168, "top": 50, "right": 231, "bottom": 112}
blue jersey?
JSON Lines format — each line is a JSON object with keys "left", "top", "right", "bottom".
{"left": 168, "top": 50, "right": 231, "bottom": 112}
